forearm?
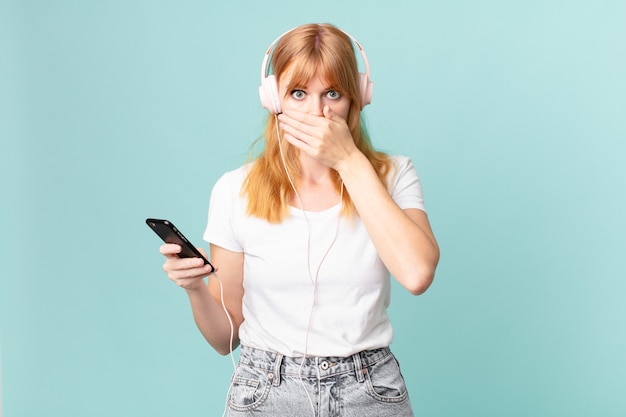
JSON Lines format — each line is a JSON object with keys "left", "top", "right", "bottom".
{"left": 185, "top": 283, "right": 240, "bottom": 355}
{"left": 337, "top": 152, "right": 440, "bottom": 294}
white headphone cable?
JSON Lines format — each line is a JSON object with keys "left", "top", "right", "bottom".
{"left": 275, "top": 116, "right": 316, "bottom": 415}
{"left": 212, "top": 271, "right": 236, "bottom": 417}
{"left": 275, "top": 115, "right": 342, "bottom": 416}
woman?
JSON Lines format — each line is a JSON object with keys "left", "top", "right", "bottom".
{"left": 160, "top": 23, "right": 439, "bottom": 416}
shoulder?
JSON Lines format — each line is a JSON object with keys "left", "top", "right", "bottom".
{"left": 386, "top": 155, "right": 419, "bottom": 184}
{"left": 219, "top": 164, "right": 252, "bottom": 184}
{"left": 385, "top": 155, "right": 425, "bottom": 210}
{"left": 213, "top": 164, "right": 252, "bottom": 192}
{"left": 388, "top": 154, "right": 414, "bottom": 170}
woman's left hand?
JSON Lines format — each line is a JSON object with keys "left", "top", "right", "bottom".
{"left": 277, "top": 106, "right": 357, "bottom": 170}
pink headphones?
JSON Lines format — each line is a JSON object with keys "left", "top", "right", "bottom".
{"left": 259, "top": 28, "right": 374, "bottom": 114}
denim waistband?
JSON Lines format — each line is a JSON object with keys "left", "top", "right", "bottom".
{"left": 238, "top": 345, "right": 392, "bottom": 383}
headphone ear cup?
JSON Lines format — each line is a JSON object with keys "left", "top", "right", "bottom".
{"left": 359, "top": 72, "right": 373, "bottom": 109}
{"left": 259, "top": 75, "right": 282, "bottom": 114}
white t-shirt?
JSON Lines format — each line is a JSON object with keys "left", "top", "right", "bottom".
{"left": 204, "top": 155, "right": 425, "bottom": 357}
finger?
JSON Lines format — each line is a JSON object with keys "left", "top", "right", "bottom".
{"left": 280, "top": 115, "right": 328, "bottom": 145}
{"left": 160, "top": 243, "right": 181, "bottom": 256}
{"left": 322, "top": 105, "right": 344, "bottom": 123}
{"left": 168, "top": 266, "right": 212, "bottom": 281}
{"left": 168, "top": 259, "right": 204, "bottom": 271}
{"left": 195, "top": 248, "right": 217, "bottom": 272}
{"left": 282, "top": 131, "right": 311, "bottom": 153}
{"left": 164, "top": 261, "right": 212, "bottom": 280}
{"left": 164, "top": 255, "right": 206, "bottom": 271}
{"left": 174, "top": 276, "right": 207, "bottom": 291}
{"left": 279, "top": 110, "right": 325, "bottom": 129}
{"left": 280, "top": 121, "right": 308, "bottom": 144}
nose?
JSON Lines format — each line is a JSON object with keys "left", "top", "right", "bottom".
{"left": 308, "top": 96, "right": 324, "bottom": 116}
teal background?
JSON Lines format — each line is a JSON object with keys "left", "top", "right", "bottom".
{"left": 1, "top": 0, "right": 625, "bottom": 416}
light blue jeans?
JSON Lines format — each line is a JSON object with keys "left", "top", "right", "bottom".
{"left": 226, "top": 345, "right": 414, "bottom": 416}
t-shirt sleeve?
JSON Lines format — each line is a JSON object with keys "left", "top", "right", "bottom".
{"left": 203, "top": 171, "right": 243, "bottom": 252}
{"left": 389, "top": 156, "right": 426, "bottom": 212}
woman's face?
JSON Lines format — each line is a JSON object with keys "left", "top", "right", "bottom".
{"left": 278, "top": 70, "right": 351, "bottom": 120}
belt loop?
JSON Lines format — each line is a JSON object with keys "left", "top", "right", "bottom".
{"left": 352, "top": 352, "right": 365, "bottom": 383}
{"left": 272, "top": 352, "right": 283, "bottom": 387}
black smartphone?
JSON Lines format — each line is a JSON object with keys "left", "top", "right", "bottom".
{"left": 146, "top": 218, "right": 215, "bottom": 273}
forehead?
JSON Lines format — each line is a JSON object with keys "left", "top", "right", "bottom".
{"left": 278, "top": 59, "right": 341, "bottom": 93}
{"left": 280, "top": 68, "right": 333, "bottom": 88}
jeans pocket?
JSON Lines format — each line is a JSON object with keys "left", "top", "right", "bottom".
{"left": 364, "top": 353, "right": 409, "bottom": 403}
{"left": 228, "top": 364, "right": 273, "bottom": 411}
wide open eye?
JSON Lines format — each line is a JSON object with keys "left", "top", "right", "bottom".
{"left": 326, "top": 90, "right": 341, "bottom": 100}
{"left": 290, "top": 90, "right": 306, "bottom": 100}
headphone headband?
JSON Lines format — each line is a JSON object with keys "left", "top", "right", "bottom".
{"left": 259, "top": 26, "right": 373, "bottom": 114}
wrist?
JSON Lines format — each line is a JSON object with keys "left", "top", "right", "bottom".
{"left": 336, "top": 151, "right": 368, "bottom": 178}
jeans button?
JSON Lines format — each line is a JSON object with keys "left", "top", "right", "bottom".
{"left": 320, "top": 361, "right": 330, "bottom": 370}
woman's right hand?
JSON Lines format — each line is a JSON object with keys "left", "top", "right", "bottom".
{"left": 159, "top": 244, "right": 214, "bottom": 291}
